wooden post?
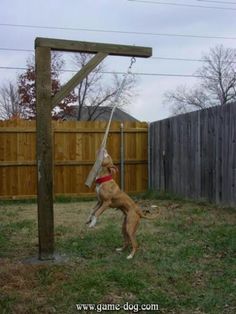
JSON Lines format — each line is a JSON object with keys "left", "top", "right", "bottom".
{"left": 35, "top": 46, "right": 54, "bottom": 260}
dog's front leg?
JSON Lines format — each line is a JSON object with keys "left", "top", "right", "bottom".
{"left": 86, "top": 201, "right": 102, "bottom": 224}
{"left": 88, "top": 201, "right": 111, "bottom": 228}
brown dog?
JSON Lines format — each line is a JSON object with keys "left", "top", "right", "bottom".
{"left": 87, "top": 149, "right": 160, "bottom": 259}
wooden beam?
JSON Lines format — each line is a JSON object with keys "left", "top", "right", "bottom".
{"left": 35, "top": 46, "right": 54, "bottom": 260}
{"left": 35, "top": 37, "right": 152, "bottom": 58}
{"left": 51, "top": 52, "right": 108, "bottom": 108}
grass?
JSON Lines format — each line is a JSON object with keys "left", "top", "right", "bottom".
{"left": 0, "top": 197, "right": 235, "bottom": 313}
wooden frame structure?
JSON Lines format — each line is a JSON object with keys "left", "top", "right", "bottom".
{"left": 35, "top": 37, "right": 152, "bottom": 260}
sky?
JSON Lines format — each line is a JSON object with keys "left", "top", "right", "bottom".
{"left": 1, "top": 0, "right": 236, "bottom": 122}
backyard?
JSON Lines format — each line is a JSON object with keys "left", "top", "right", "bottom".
{"left": 0, "top": 196, "right": 235, "bottom": 313}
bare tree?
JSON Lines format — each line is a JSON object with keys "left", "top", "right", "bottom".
{"left": 72, "top": 53, "right": 137, "bottom": 121}
{"left": 0, "top": 81, "right": 24, "bottom": 120}
{"left": 198, "top": 45, "right": 236, "bottom": 105}
{"left": 164, "top": 85, "right": 213, "bottom": 115}
{"left": 164, "top": 45, "right": 236, "bottom": 115}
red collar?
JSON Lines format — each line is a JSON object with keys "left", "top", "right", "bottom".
{"left": 95, "top": 175, "right": 113, "bottom": 185}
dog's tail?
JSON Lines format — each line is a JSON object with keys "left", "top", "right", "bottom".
{"left": 138, "top": 207, "right": 161, "bottom": 220}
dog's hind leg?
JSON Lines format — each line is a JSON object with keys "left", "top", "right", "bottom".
{"left": 126, "top": 213, "right": 140, "bottom": 259}
{"left": 116, "top": 215, "right": 130, "bottom": 252}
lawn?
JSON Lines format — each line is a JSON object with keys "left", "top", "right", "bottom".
{"left": 0, "top": 196, "right": 235, "bottom": 313}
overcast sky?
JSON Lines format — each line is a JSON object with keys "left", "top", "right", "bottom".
{"left": 1, "top": 0, "right": 236, "bottom": 122}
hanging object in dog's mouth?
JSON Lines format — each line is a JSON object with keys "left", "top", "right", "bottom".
{"left": 85, "top": 147, "right": 106, "bottom": 188}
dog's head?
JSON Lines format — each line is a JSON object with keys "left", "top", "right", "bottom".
{"left": 101, "top": 149, "right": 118, "bottom": 175}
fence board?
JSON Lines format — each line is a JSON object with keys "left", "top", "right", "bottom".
{"left": 0, "top": 120, "right": 148, "bottom": 199}
{"left": 150, "top": 103, "right": 236, "bottom": 206}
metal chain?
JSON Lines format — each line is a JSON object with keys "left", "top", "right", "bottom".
{"left": 128, "top": 57, "right": 136, "bottom": 73}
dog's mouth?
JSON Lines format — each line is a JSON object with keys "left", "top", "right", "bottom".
{"left": 102, "top": 155, "right": 113, "bottom": 167}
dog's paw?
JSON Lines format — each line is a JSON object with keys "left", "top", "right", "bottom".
{"left": 126, "top": 254, "right": 133, "bottom": 260}
{"left": 88, "top": 215, "right": 97, "bottom": 228}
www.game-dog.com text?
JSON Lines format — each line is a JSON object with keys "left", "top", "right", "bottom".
{"left": 76, "top": 302, "right": 159, "bottom": 312}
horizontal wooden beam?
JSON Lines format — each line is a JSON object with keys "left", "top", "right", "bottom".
{"left": 0, "top": 160, "right": 147, "bottom": 167}
{"left": 52, "top": 128, "right": 148, "bottom": 133}
{"left": 0, "top": 128, "right": 36, "bottom": 133}
{"left": 0, "top": 127, "right": 147, "bottom": 133}
{"left": 35, "top": 37, "right": 152, "bottom": 58}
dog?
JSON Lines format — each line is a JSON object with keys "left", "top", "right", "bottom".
{"left": 86, "top": 149, "right": 160, "bottom": 259}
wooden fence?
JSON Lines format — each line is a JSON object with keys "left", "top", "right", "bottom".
{"left": 0, "top": 120, "right": 148, "bottom": 199}
{"left": 150, "top": 103, "right": 236, "bottom": 206}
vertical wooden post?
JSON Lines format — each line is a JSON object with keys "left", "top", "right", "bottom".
{"left": 35, "top": 47, "right": 54, "bottom": 260}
